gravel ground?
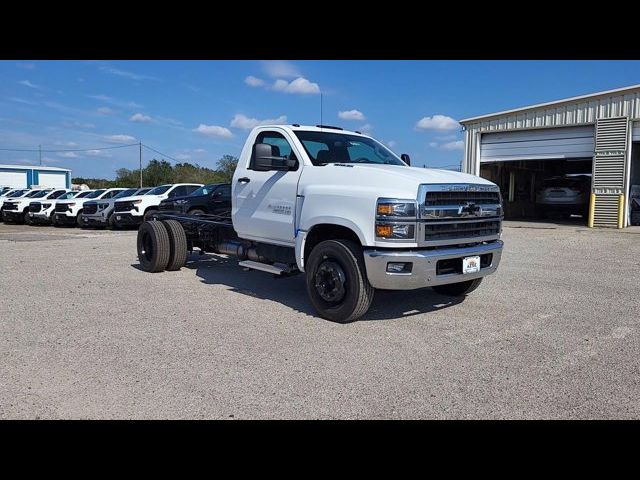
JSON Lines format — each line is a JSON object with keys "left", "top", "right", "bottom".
{"left": 1, "top": 221, "right": 639, "bottom": 419}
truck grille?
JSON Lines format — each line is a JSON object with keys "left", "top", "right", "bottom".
{"left": 424, "top": 220, "right": 501, "bottom": 242}
{"left": 83, "top": 203, "right": 98, "bottom": 215}
{"left": 55, "top": 203, "right": 70, "bottom": 213}
{"left": 418, "top": 184, "right": 502, "bottom": 246}
{"left": 29, "top": 203, "right": 42, "bottom": 212}
{"left": 115, "top": 201, "right": 136, "bottom": 212}
{"left": 3, "top": 202, "right": 18, "bottom": 211}
{"left": 423, "top": 191, "right": 501, "bottom": 206}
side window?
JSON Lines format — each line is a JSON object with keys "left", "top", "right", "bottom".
{"left": 250, "top": 131, "right": 297, "bottom": 170}
{"left": 102, "top": 190, "right": 117, "bottom": 199}
{"left": 170, "top": 186, "right": 186, "bottom": 197}
{"left": 185, "top": 185, "right": 200, "bottom": 195}
{"left": 50, "top": 190, "right": 67, "bottom": 199}
{"left": 215, "top": 185, "right": 231, "bottom": 198}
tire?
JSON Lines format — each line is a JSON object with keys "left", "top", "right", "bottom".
{"left": 50, "top": 213, "right": 57, "bottom": 226}
{"left": 23, "top": 210, "right": 32, "bottom": 225}
{"left": 76, "top": 210, "right": 84, "bottom": 227}
{"left": 188, "top": 209, "right": 205, "bottom": 216}
{"left": 161, "top": 219, "right": 188, "bottom": 271}
{"left": 305, "top": 239, "right": 375, "bottom": 323}
{"left": 143, "top": 209, "right": 158, "bottom": 221}
{"left": 108, "top": 213, "right": 119, "bottom": 230}
{"left": 432, "top": 278, "right": 483, "bottom": 297}
{"left": 137, "top": 221, "right": 171, "bottom": 272}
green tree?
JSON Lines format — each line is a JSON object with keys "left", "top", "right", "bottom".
{"left": 216, "top": 155, "right": 239, "bottom": 182}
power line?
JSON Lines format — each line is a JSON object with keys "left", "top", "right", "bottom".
{"left": 0, "top": 143, "right": 139, "bottom": 153}
{"left": 141, "top": 144, "right": 183, "bottom": 164}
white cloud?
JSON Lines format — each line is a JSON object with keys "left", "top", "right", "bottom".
{"left": 429, "top": 142, "right": 439, "bottom": 148}
{"left": 338, "top": 109, "right": 365, "bottom": 121}
{"left": 106, "top": 134, "right": 137, "bottom": 143}
{"left": 230, "top": 113, "right": 287, "bottom": 130}
{"left": 194, "top": 148, "right": 206, "bottom": 154}
{"left": 272, "top": 77, "right": 320, "bottom": 95}
{"left": 441, "top": 140, "right": 464, "bottom": 151}
{"left": 358, "top": 124, "right": 373, "bottom": 133}
{"left": 130, "top": 113, "right": 152, "bottom": 123}
{"left": 18, "top": 80, "right": 41, "bottom": 89}
{"left": 86, "top": 94, "right": 142, "bottom": 110}
{"left": 174, "top": 153, "right": 191, "bottom": 161}
{"left": 85, "top": 149, "right": 109, "bottom": 157}
{"left": 17, "top": 62, "right": 36, "bottom": 70}
{"left": 387, "top": 140, "right": 396, "bottom": 148}
{"left": 435, "top": 134, "right": 458, "bottom": 141}
{"left": 262, "top": 60, "right": 300, "bottom": 78}
{"left": 245, "top": 75, "right": 265, "bottom": 87}
{"left": 95, "top": 62, "right": 159, "bottom": 81}
{"left": 193, "top": 124, "right": 233, "bottom": 139}
{"left": 97, "top": 107, "right": 114, "bottom": 115}
{"left": 7, "top": 97, "right": 37, "bottom": 106}
{"left": 416, "top": 114, "right": 459, "bottom": 131}
{"left": 58, "top": 152, "right": 79, "bottom": 158}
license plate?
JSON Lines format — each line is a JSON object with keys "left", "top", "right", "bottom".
{"left": 116, "top": 215, "right": 121, "bottom": 220}
{"left": 462, "top": 256, "right": 481, "bottom": 274}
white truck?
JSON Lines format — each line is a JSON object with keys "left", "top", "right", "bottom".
{"left": 2, "top": 188, "right": 71, "bottom": 224}
{"left": 112, "top": 183, "right": 202, "bottom": 228}
{"left": 30, "top": 189, "right": 93, "bottom": 225}
{"left": 54, "top": 188, "right": 125, "bottom": 226}
{"left": 136, "top": 125, "right": 504, "bottom": 322}
{"left": 81, "top": 187, "right": 152, "bottom": 229}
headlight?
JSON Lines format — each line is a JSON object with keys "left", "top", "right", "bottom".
{"left": 375, "top": 198, "right": 417, "bottom": 241}
{"left": 66, "top": 203, "right": 76, "bottom": 207}
{"left": 376, "top": 199, "right": 417, "bottom": 218}
{"left": 132, "top": 199, "right": 143, "bottom": 205}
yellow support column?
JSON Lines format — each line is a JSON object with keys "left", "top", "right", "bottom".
{"left": 588, "top": 193, "right": 596, "bottom": 228}
{"left": 618, "top": 195, "right": 625, "bottom": 229}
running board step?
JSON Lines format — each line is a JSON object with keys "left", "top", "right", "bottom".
{"left": 238, "top": 260, "right": 289, "bottom": 275}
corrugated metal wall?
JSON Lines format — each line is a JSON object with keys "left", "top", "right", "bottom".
{"left": 462, "top": 89, "right": 640, "bottom": 174}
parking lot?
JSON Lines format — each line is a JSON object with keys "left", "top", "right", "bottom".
{"left": 1, "top": 221, "right": 639, "bottom": 419}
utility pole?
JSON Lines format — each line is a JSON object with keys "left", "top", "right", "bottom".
{"left": 139, "top": 141, "right": 143, "bottom": 188}
{"left": 39, "top": 145, "right": 42, "bottom": 166}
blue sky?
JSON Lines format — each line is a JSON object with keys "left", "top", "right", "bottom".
{"left": 2, "top": 60, "right": 640, "bottom": 178}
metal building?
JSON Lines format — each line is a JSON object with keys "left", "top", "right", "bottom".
{"left": 0, "top": 164, "right": 71, "bottom": 189}
{"left": 460, "top": 84, "right": 640, "bottom": 228}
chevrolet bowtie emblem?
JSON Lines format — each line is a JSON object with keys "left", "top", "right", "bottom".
{"left": 458, "top": 202, "right": 482, "bottom": 216}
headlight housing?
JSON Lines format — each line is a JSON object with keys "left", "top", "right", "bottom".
{"left": 375, "top": 198, "right": 417, "bottom": 241}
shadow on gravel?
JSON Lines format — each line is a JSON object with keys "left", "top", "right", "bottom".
{"left": 172, "top": 253, "right": 464, "bottom": 322}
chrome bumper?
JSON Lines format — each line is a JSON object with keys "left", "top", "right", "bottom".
{"left": 362, "top": 240, "right": 503, "bottom": 290}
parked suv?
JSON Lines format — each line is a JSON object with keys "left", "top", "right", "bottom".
{"left": 81, "top": 187, "right": 152, "bottom": 228}
{"left": 158, "top": 183, "right": 231, "bottom": 216}
{"left": 30, "top": 190, "right": 93, "bottom": 225}
{"left": 54, "top": 188, "right": 126, "bottom": 226}
{"left": 535, "top": 174, "right": 591, "bottom": 218}
{"left": 0, "top": 188, "right": 31, "bottom": 220}
{"left": 112, "top": 183, "right": 202, "bottom": 227}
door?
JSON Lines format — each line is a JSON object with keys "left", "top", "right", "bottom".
{"left": 233, "top": 129, "right": 303, "bottom": 244}
{"left": 209, "top": 184, "right": 231, "bottom": 215}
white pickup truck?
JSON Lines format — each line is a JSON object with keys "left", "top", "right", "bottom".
{"left": 54, "top": 188, "right": 125, "bottom": 226}
{"left": 136, "top": 125, "right": 504, "bottom": 322}
{"left": 112, "top": 183, "right": 203, "bottom": 228}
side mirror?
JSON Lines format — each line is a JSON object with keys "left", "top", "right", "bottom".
{"left": 401, "top": 153, "right": 411, "bottom": 166}
{"left": 253, "top": 143, "right": 297, "bottom": 171}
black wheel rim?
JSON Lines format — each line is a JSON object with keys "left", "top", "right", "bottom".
{"left": 141, "top": 231, "right": 153, "bottom": 262}
{"left": 314, "top": 260, "right": 347, "bottom": 303}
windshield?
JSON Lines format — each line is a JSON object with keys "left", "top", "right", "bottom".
{"left": 136, "top": 188, "right": 152, "bottom": 195}
{"left": 148, "top": 185, "right": 171, "bottom": 195}
{"left": 191, "top": 184, "right": 218, "bottom": 196}
{"left": 59, "top": 191, "right": 78, "bottom": 200}
{"left": 114, "top": 188, "right": 139, "bottom": 199}
{"left": 294, "top": 131, "right": 405, "bottom": 166}
{"left": 8, "top": 189, "right": 29, "bottom": 197}
{"left": 28, "top": 190, "right": 53, "bottom": 198}
{"left": 73, "top": 190, "right": 94, "bottom": 198}
{"left": 85, "top": 189, "right": 107, "bottom": 199}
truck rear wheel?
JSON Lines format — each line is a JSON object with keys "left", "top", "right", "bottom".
{"left": 305, "top": 239, "right": 375, "bottom": 323}
{"left": 162, "top": 219, "right": 188, "bottom": 271}
{"left": 432, "top": 278, "right": 483, "bottom": 296}
{"left": 137, "top": 221, "right": 171, "bottom": 272}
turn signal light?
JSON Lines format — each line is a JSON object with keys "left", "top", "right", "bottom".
{"left": 376, "top": 224, "right": 393, "bottom": 237}
{"left": 377, "top": 204, "right": 394, "bottom": 216}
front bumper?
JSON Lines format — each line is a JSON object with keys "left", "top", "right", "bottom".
{"left": 113, "top": 212, "right": 143, "bottom": 226}
{"left": 81, "top": 215, "right": 108, "bottom": 227}
{"left": 54, "top": 213, "right": 78, "bottom": 225}
{"left": 30, "top": 212, "right": 53, "bottom": 224}
{"left": 2, "top": 210, "right": 24, "bottom": 222}
{"left": 363, "top": 240, "right": 503, "bottom": 290}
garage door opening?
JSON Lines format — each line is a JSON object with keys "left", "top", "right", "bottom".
{"left": 480, "top": 158, "right": 593, "bottom": 224}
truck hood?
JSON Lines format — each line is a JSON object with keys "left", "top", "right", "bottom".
{"left": 329, "top": 164, "right": 494, "bottom": 186}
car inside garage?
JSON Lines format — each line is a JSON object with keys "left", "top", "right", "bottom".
{"left": 477, "top": 126, "right": 594, "bottom": 224}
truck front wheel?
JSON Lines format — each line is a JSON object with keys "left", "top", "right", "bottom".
{"left": 432, "top": 278, "right": 483, "bottom": 296}
{"left": 305, "top": 239, "right": 375, "bottom": 323}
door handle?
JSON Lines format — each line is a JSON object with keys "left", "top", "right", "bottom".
{"left": 237, "top": 177, "right": 251, "bottom": 184}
